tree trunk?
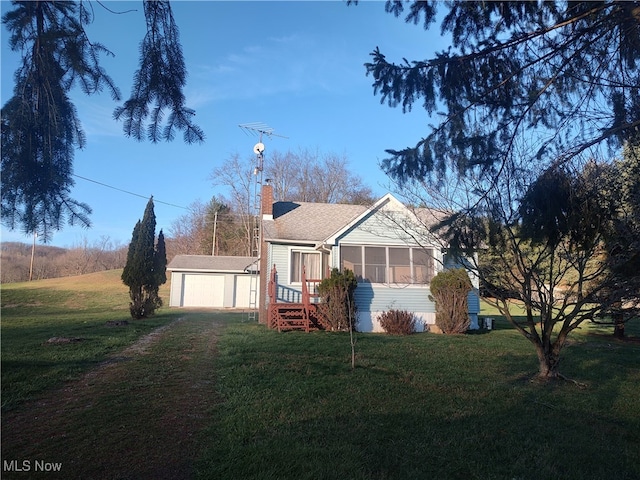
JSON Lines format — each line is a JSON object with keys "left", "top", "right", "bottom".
{"left": 534, "top": 343, "right": 561, "bottom": 379}
{"left": 613, "top": 311, "right": 625, "bottom": 339}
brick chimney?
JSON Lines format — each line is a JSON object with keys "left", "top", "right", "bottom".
{"left": 261, "top": 180, "right": 273, "bottom": 220}
{"left": 258, "top": 180, "right": 273, "bottom": 325}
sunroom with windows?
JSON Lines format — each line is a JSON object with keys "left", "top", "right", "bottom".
{"left": 340, "top": 244, "right": 435, "bottom": 285}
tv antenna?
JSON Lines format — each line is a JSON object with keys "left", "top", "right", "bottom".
{"left": 239, "top": 122, "right": 288, "bottom": 141}
{"left": 238, "top": 122, "right": 288, "bottom": 174}
{"left": 239, "top": 122, "right": 288, "bottom": 323}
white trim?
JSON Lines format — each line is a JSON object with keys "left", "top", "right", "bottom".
{"left": 264, "top": 238, "right": 316, "bottom": 246}
{"left": 166, "top": 268, "right": 252, "bottom": 274}
{"left": 287, "top": 246, "right": 323, "bottom": 285}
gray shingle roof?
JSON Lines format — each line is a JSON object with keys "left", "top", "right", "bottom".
{"left": 264, "top": 201, "right": 367, "bottom": 243}
{"left": 167, "top": 255, "right": 257, "bottom": 272}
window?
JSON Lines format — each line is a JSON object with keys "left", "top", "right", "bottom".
{"left": 340, "top": 246, "right": 362, "bottom": 278}
{"left": 413, "top": 248, "right": 435, "bottom": 284}
{"left": 291, "top": 251, "right": 322, "bottom": 283}
{"left": 365, "top": 246, "right": 386, "bottom": 283}
{"left": 341, "top": 245, "right": 435, "bottom": 284}
{"left": 389, "top": 247, "right": 411, "bottom": 283}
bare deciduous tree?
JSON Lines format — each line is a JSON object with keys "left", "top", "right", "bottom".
{"left": 209, "top": 153, "right": 256, "bottom": 256}
{"left": 385, "top": 155, "right": 640, "bottom": 381}
{"left": 208, "top": 149, "right": 375, "bottom": 257}
{"left": 167, "top": 197, "right": 248, "bottom": 257}
{"left": 266, "top": 149, "right": 374, "bottom": 204}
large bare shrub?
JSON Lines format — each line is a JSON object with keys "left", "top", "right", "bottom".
{"left": 317, "top": 268, "right": 357, "bottom": 331}
{"left": 378, "top": 309, "right": 417, "bottom": 335}
{"left": 430, "top": 268, "right": 472, "bottom": 334}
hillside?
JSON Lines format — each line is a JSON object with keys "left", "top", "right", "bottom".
{"left": 0, "top": 241, "right": 128, "bottom": 283}
{"left": 1, "top": 269, "right": 171, "bottom": 310}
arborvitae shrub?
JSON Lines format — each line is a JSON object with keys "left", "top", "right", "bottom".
{"left": 429, "top": 268, "right": 472, "bottom": 334}
{"left": 378, "top": 309, "right": 417, "bottom": 335}
{"left": 122, "top": 198, "right": 167, "bottom": 319}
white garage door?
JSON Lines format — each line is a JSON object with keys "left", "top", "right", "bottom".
{"left": 182, "top": 274, "right": 224, "bottom": 307}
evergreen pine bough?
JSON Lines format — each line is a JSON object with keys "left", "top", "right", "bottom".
{"left": 122, "top": 197, "right": 167, "bottom": 319}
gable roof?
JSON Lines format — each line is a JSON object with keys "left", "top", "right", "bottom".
{"left": 263, "top": 201, "right": 366, "bottom": 244}
{"left": 167, "top": 255, "right": 257, "bottom": 273}
{"left": 322, "top": 193, "right": 404, "bottom": 245}
{"left": 262, "top": 193, "right": 449, "bottom": 247}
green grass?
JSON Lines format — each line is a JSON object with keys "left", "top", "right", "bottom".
{"left": 1, "top": 274, "right": 639, "bottom": 479}
{"left": 3, "top": 312, "right": 222, "bottom": 479}
{"left": 0, "top": 270, "right": 177, "bottom": 411}
{"left": 197, "top": 318, "right": 640, "bottom": 480}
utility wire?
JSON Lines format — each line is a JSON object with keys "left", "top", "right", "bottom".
{"left": 72, "top": 174, "right": 189, "bottom": 210}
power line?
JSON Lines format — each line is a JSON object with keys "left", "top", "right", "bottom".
{"left": 72, "top": 174, "right": 189, "bottom": 210}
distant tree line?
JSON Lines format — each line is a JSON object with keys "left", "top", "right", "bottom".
{"left": 1, "top": 238, "right": 128, "bottom": 283}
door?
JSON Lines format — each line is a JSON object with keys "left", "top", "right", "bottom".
{"left": 181, "top": 274, "right": 224, "bottom": 307}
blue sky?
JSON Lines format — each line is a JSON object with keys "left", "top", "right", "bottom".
{"left": 1, "top": 1, "right": 448, "bottom": 248}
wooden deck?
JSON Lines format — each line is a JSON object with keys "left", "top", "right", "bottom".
{"left": 267, "top": 265, "right": 323, "bottom": 332}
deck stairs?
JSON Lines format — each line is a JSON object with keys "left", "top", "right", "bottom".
{"left": 267, "top": 265, "right": 323, "bottom": 332}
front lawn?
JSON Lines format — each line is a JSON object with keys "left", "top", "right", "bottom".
{"left": 2, "top": 273, "right": 638, "bottom": 479}
{"left": 197, "top": 315, "right": 640, "bottom": 480}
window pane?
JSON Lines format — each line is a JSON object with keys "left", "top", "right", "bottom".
{"left": 291, "top": 251, "right": 301, "bottom": 283}
{"left": 341, "top": 246, "right": 362, "bottom": 279}
{"left": 413, "top": 248, "right": 434, "bottom": 284}
{"left": 364, "top": 246, "right": 386, "bottom": 283}
{"left": 303, "top": 252, "right": 321, "bottom": 279}
{"left": 389, "top": 247, "right": 411, "bottom": 283}
{"left": 291, "top": 251, "right": 322, "bottom": 282}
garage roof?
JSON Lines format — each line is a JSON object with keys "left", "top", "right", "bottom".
{"left": 167, "top": 255, "right": 258, "bottom": 273}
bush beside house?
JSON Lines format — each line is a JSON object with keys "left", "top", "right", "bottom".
{"left": 430, "top": 268, "right": 473, "bottom": 334}
{"left": 317, "top": 268, "right": 358, "bottom": 331}
{"left": 378, "top": 309, "right": 418, "bottom": 335}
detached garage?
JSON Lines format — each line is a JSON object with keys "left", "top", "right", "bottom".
{"left": 167, "top": 255, "right": 259, "bottom": 308}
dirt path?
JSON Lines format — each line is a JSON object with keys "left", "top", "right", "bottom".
{"left": 2, "top": 314, "right": 222, "bottom": 480}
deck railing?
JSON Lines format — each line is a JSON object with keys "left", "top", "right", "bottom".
{"left": 267, "top": 264, "right": 323, "bottom": 331}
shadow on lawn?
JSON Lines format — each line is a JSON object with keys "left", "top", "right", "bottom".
{"left": 493, "top": 330, "right": 640, "bottom": 420}
{"left": 202, "top": 405, "right": 639, "bottom": 480}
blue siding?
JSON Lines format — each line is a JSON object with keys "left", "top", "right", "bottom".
{"left": 444, "top": 252, "right": 480, "bottom": 289}
{"left": 265, "top": 198, "right": 480, "bottom": 330}
{"left": 468, "top": 289, "right": 480, "bottom": 314}
{"left": 337, "top": 212, "right": 441, "bottom": 249}
{"left": 354, "top": 283, "right": 434, "bottom": 314}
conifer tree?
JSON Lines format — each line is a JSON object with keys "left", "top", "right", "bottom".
{"left": 363, "top": 1, "right": 639, "bottom": 182}
{"left": 1, "top": 1, "right": 203, "bottom": 240}
{"left": 122, "top": 197, "right": 167, "bottom": 319}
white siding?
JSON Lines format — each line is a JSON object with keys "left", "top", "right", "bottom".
{"left": 234, "top": 275, "right": 257, "bottom": 308}
{"left": 169, "top": 272, "right": 183, "bottom": 307}
{"left": 170, "top": 271, "right": 258, "bottom": 308}
{"left": 358, "top": 311, "right": 435, "bottom": 333}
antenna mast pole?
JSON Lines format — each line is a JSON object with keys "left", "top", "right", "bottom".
{"left": 239, "top": 123, "right": 287, "bottom": 323}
